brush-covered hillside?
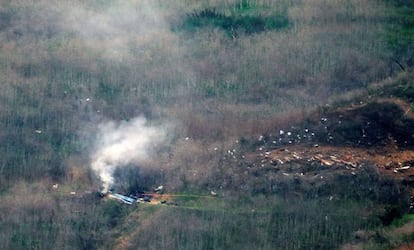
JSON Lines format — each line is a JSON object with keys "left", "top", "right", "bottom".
{"left": 0, "top": 0, "right": 413, "bottom": 249}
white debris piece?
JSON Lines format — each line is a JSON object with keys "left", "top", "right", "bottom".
{"left": 52, "top": 184, "right": 58, "bottom": 190}
{"left": 154, "top": 185, "right": 164, "bottom": 192}
{"left": 292, "top": 152, "right": 301, "bottom": 159}
{"left": 279, "top": 130, "right": 285, "bottom": 135}
{"left": 396, "top": 166, "right": 410, "bottom": 171}
{"left": 35, "top": 130, "right": 42, "bottom": 134}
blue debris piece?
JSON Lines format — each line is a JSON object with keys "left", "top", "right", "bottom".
{"left": 108, "top": 193, "right": 136, "bottom": 205}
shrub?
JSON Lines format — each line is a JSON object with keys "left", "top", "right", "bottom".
{"left": 179, "top": 7, "right": 289, "bottom": 36}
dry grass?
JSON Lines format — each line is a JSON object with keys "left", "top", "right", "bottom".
{"left": 0, "top": 0, "right": 410, "bottom": 249}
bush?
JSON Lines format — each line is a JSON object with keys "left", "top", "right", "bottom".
{"left": 179, "top": 8, "right": 289, "bottom": 36}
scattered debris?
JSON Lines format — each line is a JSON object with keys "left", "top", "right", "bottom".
{"left": 107, "top": 192, "right": 136, "bottom": 205}
{"left": 396, "top": 166, "right": 411, "bottom": 171}
{"left": 385, "top": 162, "right": 393, "bottom": 169}
{"left": 292, "top": 152, "right": 301, "bottom": 159}
{"left": 314, "top": 155, "right": 334, "bottom": 166}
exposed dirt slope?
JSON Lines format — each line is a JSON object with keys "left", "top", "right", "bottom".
{"left": 246, "top": 74, "right": 414, "bottom": 190}
{"left": 243, "top": 72, "right": 414, "bottom": 249}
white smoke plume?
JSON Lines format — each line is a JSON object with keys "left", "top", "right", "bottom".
{"left": 91, "top": 117, "right": 165, "bottom": 193}
{"left": 60, "top": 0, "right": 170, "bottom": 62}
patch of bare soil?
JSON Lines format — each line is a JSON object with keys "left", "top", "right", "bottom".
{"left": 247, "top": 98, "right": 414, "bottom": 187}
{"left": 396, "top": 243, "right": 414, "bottom": 250}
{"left": 251, "top": 144, "right": 414, "bottom": 182}
{"left": 246, "top": 97, "right": 414, "bottom": 249}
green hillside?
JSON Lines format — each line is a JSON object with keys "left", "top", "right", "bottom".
{"left": 0, "top": 0, "right": 413, "bottom": 249}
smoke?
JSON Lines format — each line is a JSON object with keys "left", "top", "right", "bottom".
{"left": 46, "top": 0, "right": 192, "bottom": 69}
{"left": 60, "top": 0, "right": 170, "bottom": 62}
{"left": 54, "top": 0, "right": 194, "bottom": 89}
{"left": 91, "top": 116, "right": 166, "bottom": 193}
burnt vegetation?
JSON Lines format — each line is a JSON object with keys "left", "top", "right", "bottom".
{"left": 0, "top": 0, "right": 414, "bottom": 249}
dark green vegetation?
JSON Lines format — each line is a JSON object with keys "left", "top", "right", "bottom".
{"left": 179, "top": 7, "right": 289, "bottom": 36}
{"left": 385, "top": 0, "right": 414, "bottom": 69}
{"left": 0, "top": 0, "right": 413, "bottom": 249}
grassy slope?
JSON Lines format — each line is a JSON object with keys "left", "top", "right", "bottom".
{"left": 0, "top": 0, "right": 413, "bottom": 249}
